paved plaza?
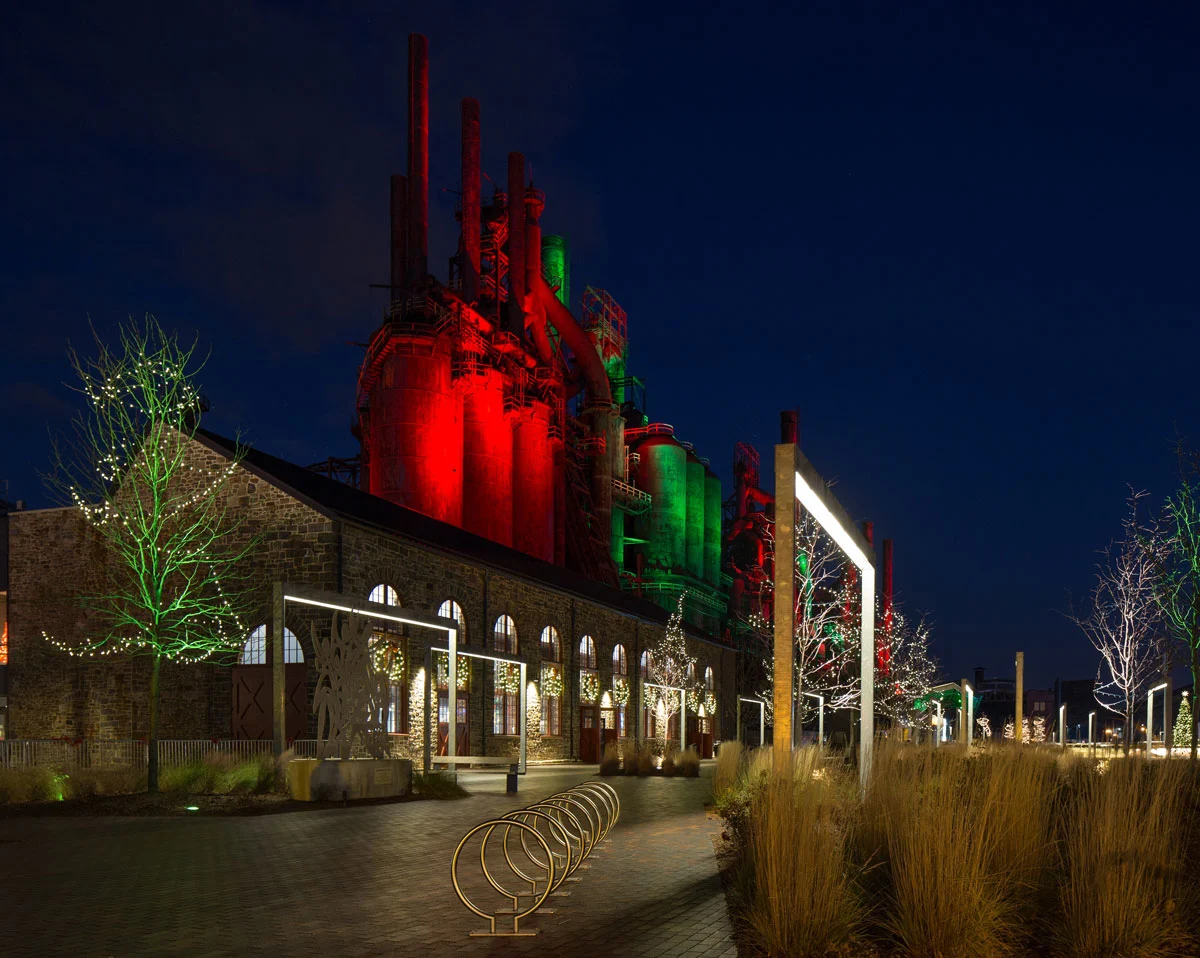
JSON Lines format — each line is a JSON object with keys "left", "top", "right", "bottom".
{"left": 0, "top": 765, "right": 737, "bottom": 958}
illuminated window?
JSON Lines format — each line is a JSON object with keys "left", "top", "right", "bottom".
{"left": 686, "top": 662, "right": 696, "bottom": 685}
{"left": 0, "top": 622, "right": 7, "bottom": 666}
{"left": 239, "top": 625, "right": 303, "bottom": 665}
{"left": 540, "top": 626, "right": 562, "bottom": 737}
{"left": 640, "top": 651, "right": 652, "bottom": 679}
{"left": 705, "top": 666, "right": 714, "bottom": 691}
{"left": 493, "top": 614, "right": 517, "bottom": 654}
{"left": 438, "top": 600, "right": 466, "bottom": 642}
{"left": 369, "top": 584, "right": 400, "bottom": 607}
{"left": 540, "top": 626, "right": 560, "bottom": 663}
{"left": 369, "top": 585, "right": 407, "bottom": 734}
{"left": 613, "top": 644, "right": 627, "bottom": 676}
{"left": 579, "top": 635, "right": 597, "bottom": 670}
{"left": 492, "top": 614, "right": 519, "bottom": 735}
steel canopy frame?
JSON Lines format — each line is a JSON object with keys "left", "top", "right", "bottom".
{"left": 271, "top": 582, "right": 460, "bottom": 758}
{"left": 737, "top": 696, "right": 766, "bottom": 747}
{"left": 774, "top": 444, "right": 876, "bottom": 788}
{"left": 427, "top": 644, "right": 528, "bottom": 774}
{"left": 1146, "top": 681, "right": 1168, "bottom": 758}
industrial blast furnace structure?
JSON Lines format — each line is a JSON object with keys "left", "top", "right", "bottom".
{"left": 353, "top": 35, "right": 727, "bottom": 629}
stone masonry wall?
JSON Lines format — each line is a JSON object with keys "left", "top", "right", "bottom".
{"left": 8, "top": 435, "right": 733, "bottom": 757}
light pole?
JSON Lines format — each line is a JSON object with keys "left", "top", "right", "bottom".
{"left": 1147, "top": 682, "right": 1168, "bottom": 759}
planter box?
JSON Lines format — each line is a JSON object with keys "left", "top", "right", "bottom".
{"left": 287, "top": 758, "right": 412, "bottom": 802}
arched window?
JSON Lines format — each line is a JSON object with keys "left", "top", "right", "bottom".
{"left": 579, "top": 635, "right": 597, "bottom": 671}
{"left": 239, "top": 625, "right": 303, "bottom": 665}
{"left": 491, "top": 614, "right": 519, "bottom": 736}
{"left": 686, "top": 662, "right": 697, "bottom": 685}
{"left": 368, "top": 585, "right": 406, "bottom": 734}
{"left": 438, "top": 600, "right": 466, "bottom": 642}
{"left": 613, "top": 644, "right": 627, "bottom": 676}
{"left": 368, "top": 584, "right": 400, "bottom": 607}
{"left": 705, "top": 666, "right": 715, "bottom": 691}
{"left": 540, "top": 626, "right": 560, "bottom": 663}
{"left": 493, "top": 614, "right": 517, "bottom": 655}
{"left": 640, "top": 651, "right": 652, "bottom": 679}
{"left": 540, "top": 627, "right": 562, "bottom": 737}
{"left": 612, "top": 644, "right": 629, "bottom": 738}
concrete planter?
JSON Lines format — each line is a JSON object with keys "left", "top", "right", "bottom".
{"left": 287, "top": 757, "right": 412, "bottom": 802}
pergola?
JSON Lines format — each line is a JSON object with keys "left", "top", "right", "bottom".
{"left": 772, "top": 444, "right": 876, "bottom": 788}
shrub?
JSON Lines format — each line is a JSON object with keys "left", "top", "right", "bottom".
{"left": 160, "top": 753, "right": 277, "bottom": 795}
{"left": 64, "top": 768, "right": 145, "bottom": 799}
{"left": 621, "top": 740, "right": 653, "bottom": 776}
{"left": 676, "top": 748, "right": 700, "bottom": 778}
{"left": 662, "top": 746, "right": 678, "bottom": 777}
{"left": 599, "top": 742, "right": 621, "bottom": 776}
{"left": 0, "top": 767, "right": 61, "bottom": 803}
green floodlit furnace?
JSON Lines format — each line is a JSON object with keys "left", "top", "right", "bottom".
{"left": 542, "top": 234, "right": 570, "bottom": 307}
{"left": 685, "top": 454, "right": 705, "bottom": 580}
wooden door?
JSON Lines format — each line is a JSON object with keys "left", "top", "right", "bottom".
{"left": 579, "top": 706, "right": 600, "bottom": 763}
{"left": 232, "top": 665, "right": 271, "bottom": 740}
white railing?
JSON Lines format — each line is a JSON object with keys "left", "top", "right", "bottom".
{"left": 0, "top": 739, "right": 273, "bottom": 770}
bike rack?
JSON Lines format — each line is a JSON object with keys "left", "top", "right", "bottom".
{"left": 450, "top": 779, "right": 621, "bottom": 937}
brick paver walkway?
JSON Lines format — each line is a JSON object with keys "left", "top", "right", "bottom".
{"left": 0, "top": 765, "right": 736, "bottom": 957}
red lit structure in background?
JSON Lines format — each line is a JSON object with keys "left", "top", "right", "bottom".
{"left": 353, "top": 35, "right": 726, "bottom": 625}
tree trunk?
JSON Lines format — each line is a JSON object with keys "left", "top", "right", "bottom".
{"left": 1192, "top": 644, "right": 1199, "bottom": 762}
{"left": 147, "top": 653, "right": 162, "bottom": 793}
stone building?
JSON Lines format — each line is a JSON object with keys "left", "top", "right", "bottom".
{"left": 3, "top": 430, "right": 734, "bottom": 762}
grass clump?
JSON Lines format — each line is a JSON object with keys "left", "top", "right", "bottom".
{"left": 716, "top": 741, "right": 1200, "bottom": 957}
{"left": 599, "top": 742, "right": 621, "bottom": 776}
{"left": 675, "top": 748, "right": 700, "bottom": 778}
{"left": 412, "top": 770, "right": 468, "bottom": 799}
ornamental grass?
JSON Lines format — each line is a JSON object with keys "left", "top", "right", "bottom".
{"left": 717, "top": 741, "right": 1200, "bottom": 957}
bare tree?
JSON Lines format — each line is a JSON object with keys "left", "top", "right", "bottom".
{"left": 1068, "top": 492, "right": 1164, "bottom": 754}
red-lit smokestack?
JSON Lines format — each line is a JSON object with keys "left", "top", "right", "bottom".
{"left": 461, "top": 98, "right": 481, "bottom": 304}
{"left": 406, "top": 34, "right": 429, "bottom": 285}
{"left": 780, "top": 409, "right": 798, "bottom": 445}
{"left": 390, "top": 174, "right": 408, "bottom": 303}
{"left": 507, "top": 152, "right": 527, "bottom": 333}
{"left": 862, "top": 520, "right": 874, "bottom": 547}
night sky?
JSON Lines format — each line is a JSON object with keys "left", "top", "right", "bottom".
{"left": 3, "top": 2, "right": 1199, "bottom": 690}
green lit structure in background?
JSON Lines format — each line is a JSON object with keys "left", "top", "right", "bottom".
{"left": 542, "top": 234, "right": 570, "bottom": 307}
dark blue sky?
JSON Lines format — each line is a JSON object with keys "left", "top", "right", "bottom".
{"left": 3, "top": 2, "right": 1198, "bottom": 688}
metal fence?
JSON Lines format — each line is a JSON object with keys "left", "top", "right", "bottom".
{"left": 0, "top": 739, "right": 273, "bottom": 770}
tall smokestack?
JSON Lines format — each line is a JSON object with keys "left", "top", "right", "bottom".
{"left": 882, "top": 538, "right": 894, "bottom": 625}
{"left": 407, "top": 34, "right": 429, "bottom": 285}
{"left": 861, "top": 520, "right": 874, "bottom": 547}
{"left": 507, "top": 152, "right": 527, "bottom": 333}
{"left": 390, "top": 174, "right": 408, "bottom": 305}
{"left": 780, "top": 409, "right": 798, "bottom": 445}
{"left": 461, "top": 98, "right": 481, "bottom": 304}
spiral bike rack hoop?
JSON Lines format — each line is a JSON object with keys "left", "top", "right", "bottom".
{"left": 450, "top": 779, "right": 622, "bottom": 937}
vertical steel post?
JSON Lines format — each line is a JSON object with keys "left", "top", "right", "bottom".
{"left": 519, "top": 662, "right": 528, "bottom": 774}
{"left": 860, "top": 566, "right": 875, "bottom": 786}
{"left": 772, "top": 443, "right": 797, "bottom": 768}
{"left": 423, "top": 649, "right": 432, "bottom": 774}
{"left": 272, "top": 583, "right": 285, "bottom": 758}
{"left": 1015, "top": 651, "right": 1025, "bottom": 744}
{"left": 448, "top": 627, "right": 458, "bottom": 760}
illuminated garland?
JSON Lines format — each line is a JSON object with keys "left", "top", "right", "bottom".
{"left": 541, "top": 664, "right": 563, "bottom": 698}
{"left": 612, "top": 676, "right": 630, "bottom": 706}
{"left": 436, "top": 652, "right": 470, "bottom": 690}
{"left": 371, "top": 642, "right": 405, "bottom": 683}
{"left": 705, "top": 691, "right": 717, "bottom": 716}
{"left": 496, "top": 662, "right": 522, "bottom": 695}
{"left": 579, "top": 670, "right": 600, "bottom": 704}
{"left": 686, "top": 688, "right": 703, "bottom": 714}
